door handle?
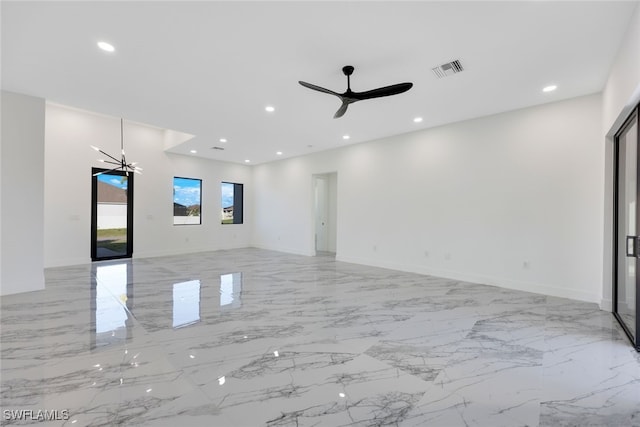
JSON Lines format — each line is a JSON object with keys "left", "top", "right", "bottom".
{"left": 626, "top": 235, "right": 638, "bottom": 257}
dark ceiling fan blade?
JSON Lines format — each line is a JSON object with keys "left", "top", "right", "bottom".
{"left": 352, "top": 82, "right": 413, "bottom": 100}
{"left": 299, "top": 81, "right": 340, "bottom": 97}
{"left": 300, "top": 67, "right": 412, "bottom": 118}
{"left": 333, "top": 100, "right": 350, "bottom": 119}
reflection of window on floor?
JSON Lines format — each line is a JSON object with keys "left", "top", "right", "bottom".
{"left": 220, "top": 273, "right": 242, "bottom": 307}
{"left": 173, "top": 280, "right": 201, "bottom": 328}
{"left": 221, "top": 182, "right": 243, "bottom": 224}
{"left": 173, "top": 177, "right": 202, "bottom": 225}
{"left": 95, "top": 264, "right": 129, "bottom": 347}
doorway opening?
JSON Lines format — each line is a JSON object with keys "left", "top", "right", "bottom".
{"left": 91, "top": 168, "right": 134, "bottom": 261}
{"left": 313, "top": 173, "right": 337, "bottom": 256}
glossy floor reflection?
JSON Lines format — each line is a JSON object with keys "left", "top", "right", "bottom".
{"left": 1, "top": 248, "right": 639, "bottom": 426}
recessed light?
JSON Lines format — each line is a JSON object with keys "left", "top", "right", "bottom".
{"left": 97, "top": 41, "right": 115, "bottom": 52}
{"left": 342, "top": 134, "right": 350, "bottom": 140}
{"left": 276, "top": 151, "right": 283, "bottom": 156}
{"left": 543, "top": 85, "right": 557, "bottom": 93}
{"left": 265, "top": 105, "right": 275, "bottom": 113}
{"left": 244, "top": 159, "right": 251, "bottom": 163}
{"left": 413, "top": 117, "right": 423, "bottom": 123}
{"left": 219, "top": 138, "right": 227, "bottom": 143}
{"left": 190, "top": 149, "right": 197, "bottom": 154}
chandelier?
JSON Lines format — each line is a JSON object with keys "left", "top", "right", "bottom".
{"left": 91, "top": 118, "right": 142, "bottom": 176}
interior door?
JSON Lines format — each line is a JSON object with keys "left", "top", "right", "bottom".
{"left": 91, "top": 168, "right": 133, "bottom": 261}
{"left": 314, "top": 176, "right": 329, "bottom": 252}
{"left": 614, "top": 107, "right": 640, "bottom": 351}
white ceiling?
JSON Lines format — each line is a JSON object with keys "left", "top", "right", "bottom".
{"left": 2, "top": 1, "right": 637, "bottom": 165}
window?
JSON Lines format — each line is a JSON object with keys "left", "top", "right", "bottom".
{"left": 173, "top": 177, "right": 201, "bottom": 225}
{"left": 221, "top": 182, "right": 243, "bottom": 224}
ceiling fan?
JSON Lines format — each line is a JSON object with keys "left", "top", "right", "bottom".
{"left": 299, "top": 65, "right": 413, "bottom": 119}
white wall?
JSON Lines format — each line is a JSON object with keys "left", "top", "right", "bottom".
{"left": 601, "top": 2, "right": 640, "bottom": 311}
{"left": 253, "top": 94, "right": 604, "bottom": 303}
{"left": 44, "top": 104, "right": 252, "bottom": 267}
{"left": 1, "top": 91, "right": 45, "bottom": 295}
{"left": 603, "top": 2, "right": 640, "bottom": 134}
{"left": 97, "top": 204, "right": 127, "bottom": 229}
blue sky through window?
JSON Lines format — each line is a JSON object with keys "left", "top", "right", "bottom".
{"left": 173, "top": 177, "right": 201, "bottom": 207}
{"left": 97, "top": 173, "right": 127, "bottom": 189}
{"left": 221, "top": 182, "right": 234, "bottom": 208}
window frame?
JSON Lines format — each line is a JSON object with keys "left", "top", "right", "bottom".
{"left": 221, "top": 181, "right": 244, "bottom": 225}
{"left": 173, "top": 176, "right": 202, "bottom": 226}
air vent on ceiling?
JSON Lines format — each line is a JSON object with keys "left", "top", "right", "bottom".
{"left": 210, "top": 146, "right": 225, "bottom": 151}
{"left": 432, "top": 59, "right": 464, "bottom": 78}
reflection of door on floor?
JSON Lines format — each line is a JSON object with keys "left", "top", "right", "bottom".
{"left": 91, "top": 168, "right": 133, "bottom": 261}
{"left": 313, "top": 173, "right": 337, "bottom": 255}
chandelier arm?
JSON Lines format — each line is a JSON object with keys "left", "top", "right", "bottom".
{"left": 97, "top": 149, "right": 122, "bottom": 163}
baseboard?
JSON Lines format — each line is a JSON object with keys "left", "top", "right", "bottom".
{"left": 42, "top": 248, "right": 604, "bottom": 306}
{"left": 0, "top": 285, "right": 45, "bottom": 297}
{"left": 250, "top": 243, "right": 314, "bottom": 257}
{"left": 336, "top": 254, "right": 601, "bottom": 304}
{"left": 600, "top": 298, "right": 613, "bottom": 312}
{"left": 44, "top": 257, "right": 91, "bottom": 268}
{"left": 44, "top": 244, "right": 253, "bottom": 267}
{"left": 134, "top": 243, "right": 250, "bottom": 259}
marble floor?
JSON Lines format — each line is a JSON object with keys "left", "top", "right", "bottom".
{"left": 1, "top": 248, "right": 639, "bottom": 426}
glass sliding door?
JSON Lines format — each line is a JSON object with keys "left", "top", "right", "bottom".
{"left": 91, "top": 168, "right": 133, "bottom": 261}
{"left": 613, "top": 106, "right": 640, "bottom": 351}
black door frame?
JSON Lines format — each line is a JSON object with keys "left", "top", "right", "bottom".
{"left": 612, "top": 105, "right": 640, "bottom": 352}
{"left": 91, "top": 168, "right": 134, "bottom": 261}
